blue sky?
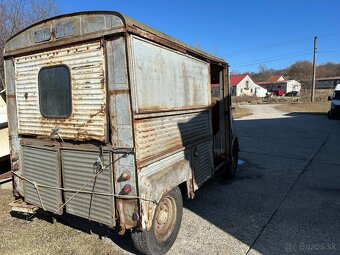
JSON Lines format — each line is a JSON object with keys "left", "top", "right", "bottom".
{"left": 57, "top": 0, "right": 340, "bottom": 73}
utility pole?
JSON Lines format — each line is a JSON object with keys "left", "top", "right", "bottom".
{"left": 311, "top": 36, "right": 317, "bottom": 102}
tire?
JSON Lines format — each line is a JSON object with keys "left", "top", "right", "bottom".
{"left": 131, "top": 186, "right": 183, "bottom": 255}
{"left": 225, "top": 140, "right": 239, "bottom": 179}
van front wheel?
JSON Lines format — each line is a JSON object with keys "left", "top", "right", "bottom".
{"left": 224, "top": 140, "right": 239, "bottom": 179}
{"left": 131, "top": 186, "right": 183, "bottom": 255}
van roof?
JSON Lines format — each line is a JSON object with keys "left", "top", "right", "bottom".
{"left": 4, "top": 11, "right": 226, "bottom": 65}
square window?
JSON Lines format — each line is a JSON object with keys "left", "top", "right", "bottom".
{"left": 38, "top": 65, "right": 72, "bottom": 118}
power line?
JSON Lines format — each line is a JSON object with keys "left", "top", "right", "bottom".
{"left": 232, "top": 52, "right": 312, "bottom": 68}
{"left": 225, "top": 36, "right": 311, "bottom": 55}
{"left": 225, "top": 33, "right": 340, "bottom": 56}
{"left": 233, "top": 49, "right": 312, "bottom": 66}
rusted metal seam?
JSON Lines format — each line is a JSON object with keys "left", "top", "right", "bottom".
{"left": 4, "top": 28, "right": 126, "bottom": 58}
{"left": 103, "top": 36, "right": 110, "bottom": 145}
{"left": 124, "top": 32, "right": 143, "bottom": 216}
{"left": 134, "top": 107, "right": 210, "bottom": 119}
{"left": 109, "top": 89, "right": 130, "bottom": 95}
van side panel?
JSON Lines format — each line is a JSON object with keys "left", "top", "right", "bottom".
{"left": 129, "top": 36, "right": 213, "bottom": 230}
{"left": 130, "top": 36, "right": 210, "bottom": 113}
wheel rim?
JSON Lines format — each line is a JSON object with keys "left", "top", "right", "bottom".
{"left": 154, "top": 195, "right": 177, "bottom": 242}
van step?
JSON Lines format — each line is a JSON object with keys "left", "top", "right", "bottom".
{"left": 9, "top": 200, "right": 38, "bottom": 214}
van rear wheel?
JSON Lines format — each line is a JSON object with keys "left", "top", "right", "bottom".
{"left": 131, "top": 186, "right": 183, "bottom": 255}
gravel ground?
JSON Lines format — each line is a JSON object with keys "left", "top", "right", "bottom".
{"left": 0, "top": 189, "right": 124, "bottom": 255}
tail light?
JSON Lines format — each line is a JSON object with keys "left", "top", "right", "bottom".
{"left": 121, "top": 184, "right": 132, "bottom": 195}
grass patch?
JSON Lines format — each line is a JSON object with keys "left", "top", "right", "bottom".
{"left": 233, "top": 105, "right": 252, "bottom": 119}
{"left": 275, "top": 102, "right": 329, "bottom": 115}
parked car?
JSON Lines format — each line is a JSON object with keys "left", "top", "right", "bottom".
{"left": 285, "top": 91, "right": 300, "bottom": 97}
{"left": 275, "top": 89, "right": 284, "bottom": 96}
{"left": 328, "top": 84, "right": 340, "bottom": 119}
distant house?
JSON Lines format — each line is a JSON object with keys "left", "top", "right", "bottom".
{"left": 315, "top": 76, "right": 340, "bottom": 89}
{"left": 267, "top": 74, "right": 285, "bottom": 83}
{"left": 257, "top": 75, "right": 301, "bottom": 95}
{"left": 230, "top": 74, "right": 267, "bottom": 97}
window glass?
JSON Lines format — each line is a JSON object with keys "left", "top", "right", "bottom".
{"left": 38, "top": 66, "right": 72, "bottom": 118}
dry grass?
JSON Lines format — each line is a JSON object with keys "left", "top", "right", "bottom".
{"left": 0, "top": 189, "right": 128, "bottom": 255}
{"left": 233, "top": 105, "right": 252, "bottom": 119}
{"left": 275, "top": 102, "right": 329, "bottom": 114}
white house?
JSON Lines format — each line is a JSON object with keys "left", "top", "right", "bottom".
{"left": 257, "top": 75, "right": 301, "bottom": 95}
{"left": 230, "top": 74, "right": 267, "bottom": 97}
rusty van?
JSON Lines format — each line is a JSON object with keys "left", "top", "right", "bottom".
{"left": 3, "top": 11, "right": 239, "bottom": 255}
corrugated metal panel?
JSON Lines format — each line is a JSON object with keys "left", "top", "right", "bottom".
{"left": 22, "top": 146, "right": 62, "bottom": 213}
{"left": 61, "top": 150, "right": 115, "bottom": 226}
{"left": 131, "top": 36, "right": 210, "bottom": 113}
{"left": 192, "top": 141, "right": 213, "bottom": 189}
{"left": 135, "top": 111, "right": 211, "bottom": 167}
{"left": 14, "top": 42, "right": 107, "bottom": 142}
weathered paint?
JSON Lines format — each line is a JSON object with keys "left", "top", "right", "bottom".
{"left": 130, "top": 36, "right": 210, "bottom": 113}
{"left": 138, "top": 150, "right": 192, "bottom": 230}
{"left": 192, "top": 141, "right": 214, "bottom": 190}
{"left": 15, "top": 42, "right": 107, "bottom": 142}
{"left": 5, "top": 13, "right": 124, "bottom": 54}
{"left": 106, "top": 37, "right": 138, "bottom": 228}
{"left": 62, "top": 150, "right": 115, "bottom": 227}
{"left": 134, "top": 110, "right": 211, "bottom": 168}
{"left": 5, "top": 58, "right": 22, "bottom": 196}
{"left": 22, "top": 145, "right": 63, "bottom": 214}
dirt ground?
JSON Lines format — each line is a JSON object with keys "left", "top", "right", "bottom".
{"left": 0, "top": 189, "right": 125, "bottom": 255}
{"left": 233, "top": 101, "right": 330, "bottom": 119}
{"left": 275, "top": 101, "right": 329, "bottom": 114}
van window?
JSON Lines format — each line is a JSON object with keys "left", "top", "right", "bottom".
{"left": 38, "top": 65, "right": 72, "bottom": 118}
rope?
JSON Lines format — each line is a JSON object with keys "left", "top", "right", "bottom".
{"left": 12, "top": 172, "right": 157, "bottom": 204}
{"left": 32, "top": 181, "right": 46, "bottom": 211}
{"left": 11, "top": 151, "right": 157, "bottom": 214}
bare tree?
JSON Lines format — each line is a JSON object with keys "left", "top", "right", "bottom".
{"left": 0, "top": 0, "right": 60, "bottom": 91}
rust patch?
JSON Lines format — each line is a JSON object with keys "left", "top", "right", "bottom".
{"left": 109, "top": 89, "right": 129, "bottom": 95}
{"left": 116, "top": 198, "right": 138, "bottom": 229}
{"left": 89, "top": 104, "right": 106, "bottom": 118}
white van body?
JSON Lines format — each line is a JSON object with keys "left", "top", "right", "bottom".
{"left": 328, "top": 84, "right": 340, "bottom": 119}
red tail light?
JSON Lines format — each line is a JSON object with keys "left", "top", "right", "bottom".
{"left": 122, "top": 184, "right": 132, "bottom": 195}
